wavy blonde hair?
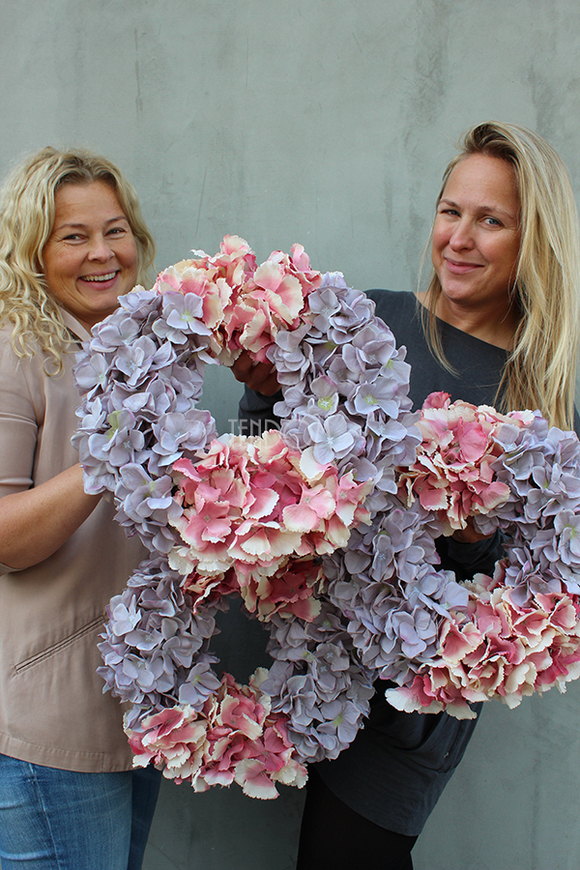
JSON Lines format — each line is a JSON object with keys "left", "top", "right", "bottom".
{"left": 0, "top": 146, "right": 156, "bottom": 373}
{"left": 421, "top": 121, "right": 580, "bottom": 430}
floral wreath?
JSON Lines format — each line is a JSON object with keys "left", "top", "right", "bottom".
{"left": 326, "top": 393, "right": 580, "bottom": 719}
{"left": 74, "top": 236, "right": 580, "bottom": 797}
{"left": 73, "top": 236, "right": 418, "bottom": 798}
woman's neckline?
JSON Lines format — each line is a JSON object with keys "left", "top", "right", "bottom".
{"left": 415, "top": 291, "right": 515, "bottom": 352}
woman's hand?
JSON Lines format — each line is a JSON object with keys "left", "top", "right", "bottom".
{"left": 452, "top": 517, "right": 491, "bottom": 543}
{"left": 231, "top": 351, "right": 280, "bottom": 396}
{"left": 0, "top": 464, "right": 101, "bottom": 571}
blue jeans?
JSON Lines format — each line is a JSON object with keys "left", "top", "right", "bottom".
{"left": 0, "top": 755, "right": 161, "bottom": 870}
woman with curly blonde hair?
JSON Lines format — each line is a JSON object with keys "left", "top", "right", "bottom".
{"left": 0, "top": 146, "right": 154, "bottom": 371}
{"left": 0, "top": 146, "right": 158, "bottom": 870}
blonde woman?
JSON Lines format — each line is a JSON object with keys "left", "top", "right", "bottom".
{"left": 239, "top": 121, "right": 580, "bottom": 869}
{"left": 420, "top": 120, "right": 580, "bottom": 432}
{"left": 0, "top": 147, "right": 158, "bottom": 870}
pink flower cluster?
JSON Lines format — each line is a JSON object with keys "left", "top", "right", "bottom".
{"left": 153, "top": 235, "right": 321, "bottom": 365}
{"left": 397, "top": 392, "right": 517, "bottom": 533}
{"left": 168, "top": 430, "right": 372, "bottom": 621}
{"left": 386, "top": 569, "right": 580, "bottom": 719}
{"left": 127, "top": 669, "right": 307, "bottom": 799}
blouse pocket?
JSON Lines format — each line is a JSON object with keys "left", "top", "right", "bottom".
{"left": 391, "top": 708, "right": 481, "bottom": 775}
{"left": 13, "top": 615, "right": 104, "bottom": 674}
{"left": 368, "top": 693, "right": 481, "bottom": 775}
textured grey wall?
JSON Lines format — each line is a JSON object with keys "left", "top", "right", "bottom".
{"left": 2, "top": 1, "right": 580, "bottom": 868}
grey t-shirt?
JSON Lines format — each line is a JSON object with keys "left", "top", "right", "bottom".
{"left": 238, "top": 290, "right": 522, "bottom": 835}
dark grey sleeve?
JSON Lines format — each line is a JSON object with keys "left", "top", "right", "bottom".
{"left": 436, "top": 529, "right": 504, "bottom": 583}
{"left": 238, "top": 385, "right": 282, "bottom": 436}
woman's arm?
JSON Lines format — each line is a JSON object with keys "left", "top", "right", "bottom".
{"left": 0, "top": 464, "right": 101, "bottom": 570}
{"left": 0, "top": 331, "right": 103, "bottom": 572}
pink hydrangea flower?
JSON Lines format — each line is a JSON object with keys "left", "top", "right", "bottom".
{"left": 126, "top": 670, "right": 306, "bottom": 798}
{"left": 127, "top": 706, "right": 208, "bottom": 777}
{"left": 397, "top": 393, "right": 518, "bottom": 533}
{"left": 236, "top": 557, "right": 325, "bottom": 621}
{"left": 167, "top": 431, "right": 371, "bottom": 621}
{"left": 385, "top": 572, "right": 580, "bottom": 718}
{"left": 153, "top": 236, "right": 320, "bottom": 366}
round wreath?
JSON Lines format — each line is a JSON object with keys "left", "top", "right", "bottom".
{"left": 73, "top": 236, "right": 419, "bottom": 798}
{"left": 74, "top": 236, "right": 580, "bottom": 797}
{"left": 326, "top": 393, "right": 580, "bottom": 719}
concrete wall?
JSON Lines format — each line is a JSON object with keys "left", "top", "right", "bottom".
{"left": 2, "top": 1, "right": 580, "bottom": 867}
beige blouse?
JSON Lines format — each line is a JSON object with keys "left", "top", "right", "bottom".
{"left": 0, "top": 310, "right": 145, "bottom": 772}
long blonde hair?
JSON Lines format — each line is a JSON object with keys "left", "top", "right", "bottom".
{"left": 421, "top": 121, "right": 580, "bottom": 430}
{"left": 0, "top": 146, "right": 156, "bottom": 372}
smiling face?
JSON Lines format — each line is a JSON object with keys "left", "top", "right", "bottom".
{"left": 42, "top": 180, "right": 138, "bottom": 332}
{"left": 431, "top": 153, "right": 521, "bottom": 332}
